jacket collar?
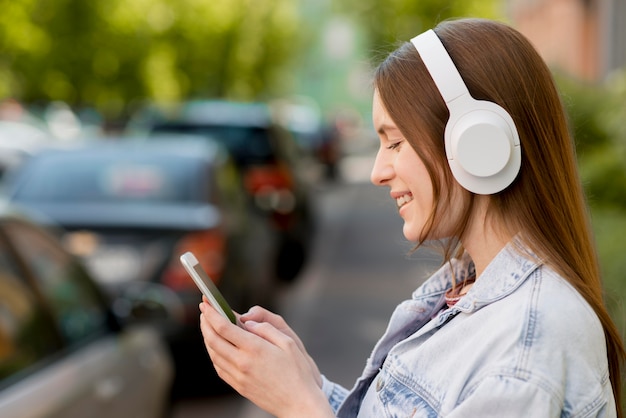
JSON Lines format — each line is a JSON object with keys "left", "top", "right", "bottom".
{"left": 421, "top": 238, "right": 542, "bottom": 313}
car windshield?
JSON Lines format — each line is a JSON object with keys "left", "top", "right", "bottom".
{"left": 13, "top": 153, "right": 209, "bottom": 204}
{"left": 151, "top": 124, "right": 274, "bottom": 165}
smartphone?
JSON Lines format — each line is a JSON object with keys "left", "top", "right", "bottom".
{"left": 180, "top": 251, "right": 237, "bottom": 325}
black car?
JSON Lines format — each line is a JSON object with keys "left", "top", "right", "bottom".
{"left": 0, "top": 137, "right": 278, "bottom": 396}
{"left": 128, "top": 100, "right": 316, "bottom": 283}
{"left": 0, "top": 205, "right": 174, "bottom": 416}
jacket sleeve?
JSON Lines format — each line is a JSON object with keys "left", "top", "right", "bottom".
{"left": 321, "top": 375, "right": 350, "bottom": 414}
{"left": 446, "top": 375, "right": 615, "bottom": 418}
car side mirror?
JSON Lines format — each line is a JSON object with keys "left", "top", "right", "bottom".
{"left": 111, "top": 282, "right": 185, "bottom": 330}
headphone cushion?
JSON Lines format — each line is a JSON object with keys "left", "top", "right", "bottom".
{"left": 445, "top": 99, "right": 521, "bottom": 194}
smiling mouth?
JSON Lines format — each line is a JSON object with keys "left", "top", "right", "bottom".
{"left": 396, "top": 194, "right": 414, "bottom": 209}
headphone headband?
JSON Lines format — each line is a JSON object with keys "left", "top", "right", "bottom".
{"left": 410, "top": 30, "right": 468, "bottom": 104}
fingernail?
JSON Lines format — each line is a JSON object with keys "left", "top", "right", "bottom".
{"left": 244, "top": 320, "right": 258, "bottom": 330}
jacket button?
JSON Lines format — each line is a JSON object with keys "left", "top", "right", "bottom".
{"left": 376, "top": 375, "right": 384, "bottom": 391}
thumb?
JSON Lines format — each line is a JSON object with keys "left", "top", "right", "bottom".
{"left": 244, "top": 320, "right": 291, "bottom": 348}
{"left": 240, "top": 305, "right": 276, "bottom": 323}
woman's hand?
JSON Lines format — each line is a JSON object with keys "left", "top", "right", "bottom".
{"left": 199, "top": 300, "right": 333, "bottom": 418}
{"left": 240, "top": 305, "right": 323, "bottom": 388}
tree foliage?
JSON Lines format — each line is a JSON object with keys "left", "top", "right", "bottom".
{"left": 0, "top": 0, "right": 505, "bottom": 122}
{"left": 558, "top": 69, "right": 626, "bottom": 210}
{"left": 0, "top": 0, "right": 303, "bottom": 119}
{"left": 332, "top": 0, "right": 504, "bottom": 58}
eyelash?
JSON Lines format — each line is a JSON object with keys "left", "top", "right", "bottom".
{"left": 387, "top": 141, "right": 402, "bottom": 150}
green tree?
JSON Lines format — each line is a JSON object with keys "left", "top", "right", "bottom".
{"left": 0, "top": 0, "right": 303, "bottom": 121}
{"left": 334, "top": 0, "right": 504, "bottom": 57}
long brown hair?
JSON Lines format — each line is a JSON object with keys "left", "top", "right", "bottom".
{"left": 374, "top": 18, "right": 624, "bottom": 414}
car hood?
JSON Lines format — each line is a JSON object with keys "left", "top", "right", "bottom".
{"left": 14, "top": 201, "right": 222, "bottom": 231}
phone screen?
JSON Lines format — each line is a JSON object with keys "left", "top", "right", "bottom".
{"left": 180, "top": 251, "right": 237, "bottom": 324}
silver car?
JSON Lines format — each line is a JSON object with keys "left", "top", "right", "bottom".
{"left": 0, "top": 206, "right": 174, "bottom": 418}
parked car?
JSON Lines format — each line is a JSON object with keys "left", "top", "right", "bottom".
{"left": 1, "top": 137, "right": 278, "bottom": 397}
{"left": 0, "top": 144, "right": 29, "bottom": 181}
{"left": 128, "top": 100, "right": 317, "bottom": 283}
{"left": 0, "top": 205, "right": 174, "bottom": 418}
{"left": 272, "top": 98, "right": 342, "bottom": 181}
{"left": 0, "top": 120, "right": 54, "bottom": 181}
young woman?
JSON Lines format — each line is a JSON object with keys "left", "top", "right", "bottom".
{"left": 199, "top": 18, "right": 624, "bottom": 417}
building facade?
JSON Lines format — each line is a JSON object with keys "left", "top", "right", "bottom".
{"left": 508, "top": 0, "right": 625, "bottom": 82}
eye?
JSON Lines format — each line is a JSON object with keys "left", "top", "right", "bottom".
{"left": 386, "top": 141, "right": 402, "bottom": 151}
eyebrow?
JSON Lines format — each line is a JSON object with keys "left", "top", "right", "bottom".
{"left": 376, "top": 123, "right": 401, "bottom": 136}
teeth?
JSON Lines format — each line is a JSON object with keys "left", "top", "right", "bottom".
{"left": 396, "top": 194, "right": 413, "bottom": 208}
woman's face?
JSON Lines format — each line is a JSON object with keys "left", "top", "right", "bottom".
{"left": 370, "top": 90, "right": 437, "bottom": 242}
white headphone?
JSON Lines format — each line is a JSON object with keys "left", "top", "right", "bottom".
{"left": 410, "top": 29, "right": 521, "bottom": 195}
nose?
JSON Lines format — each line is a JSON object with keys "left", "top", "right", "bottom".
{"left": 370, "top": 148, "right": 394, "bottom": 186}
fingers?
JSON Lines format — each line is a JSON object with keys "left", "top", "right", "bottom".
{"left": 242, "top": 320, "right": 296, "bottom": 353}
{"left": 199, "top": 301, "right": 247, "bottom": 357}
{"left": 199, "top": 300, "right": 327, "bottom": 413}
{"left": 242, "top": 316, "right": 322, "bottom": 389}
{"left": 201, "top": 295, "right": 243, "bottom": 323}
{"left": 200, "top": 302, "right": 295, "bottom": 368}
{"left": 199, "top": 302, "right": 254, "bottom": 389}
{"left": 241, "top": 306, "right": 303, "bottom": 341}
{"left": 240, "top": 305, "right": 285, "bottom": 326}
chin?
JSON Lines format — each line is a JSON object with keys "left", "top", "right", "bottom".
{"left": 402, "top": 224, "right": 421, "bottom": 243}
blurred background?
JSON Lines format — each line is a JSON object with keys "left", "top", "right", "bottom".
{"left": 0, "top": 0, "right": 625, "bottom": 417}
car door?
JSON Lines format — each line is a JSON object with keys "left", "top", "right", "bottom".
{"left": 0, "top": 216, "right": 172, "bottom": 418}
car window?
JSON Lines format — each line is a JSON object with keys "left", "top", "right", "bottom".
{"left": 1, "top": 220, "right": 109, "bottom": 347}
{"left": 152, "top": 124, "right": 275, "bottom": 165}
{"left": 12, "top": 153, "right": 206, "bottom": 204}
{"left": 0, "top": 226, "right": 62, "bottom": 385}
{"left": 273, "top": 125, "right": 302, "bottom": 163}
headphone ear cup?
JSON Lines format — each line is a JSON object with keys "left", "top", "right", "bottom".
{"left": 445, "top": 99, "right": 521, "bottom": 194}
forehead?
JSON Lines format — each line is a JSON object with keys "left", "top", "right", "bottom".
{"left": 372, "top": 90, "right": 389, "bottom": 124}
{"left": 372, "top": 90, "right": 401, "bottom": 134}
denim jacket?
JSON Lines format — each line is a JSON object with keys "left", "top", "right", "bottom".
{"left": 321, "top": 241, "right": 616, "bottom": 417}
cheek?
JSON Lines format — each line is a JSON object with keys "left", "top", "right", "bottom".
{"left": 396, "top": 150, "right": 421, "bottom": 179}
{"left": 398, "top": 153, "right": 433, "bottom": 201}
{"left": 402, "top": 198, "right": 433, "bottom": 242}
{"left": 426, "top": 185, "right": 467, "bottom": 240}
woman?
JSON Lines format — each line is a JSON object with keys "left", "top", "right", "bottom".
{"left": 199, "top": 18, "right": 624, "bottom": 417}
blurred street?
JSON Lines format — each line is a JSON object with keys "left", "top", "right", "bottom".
{"left": 170, "top": 153, "right": 442, "bottom": 418}
{"left": 2, "top": 2, "right": 626, "bottom": 416}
